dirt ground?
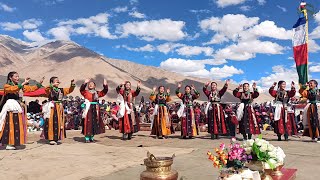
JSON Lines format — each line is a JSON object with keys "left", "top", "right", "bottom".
{"left": 0, "top": 130, "right": 319, "bottom": 180}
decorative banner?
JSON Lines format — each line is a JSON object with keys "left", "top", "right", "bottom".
{"left": 293, "top": 1, "right": 308, "bottom": 86}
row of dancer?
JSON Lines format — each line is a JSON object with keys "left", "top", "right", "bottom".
{"left": 1, "top": 72, "right": 320, "bottom": 150}
{"left": 152, "top": 80, "right": 319, "bottom": 143}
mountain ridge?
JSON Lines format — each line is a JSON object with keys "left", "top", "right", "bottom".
{"left": 0, "top": 35, "right": 272, "bottom": 103}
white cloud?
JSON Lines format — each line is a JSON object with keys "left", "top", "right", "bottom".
{"left": 309, "top": 64, "right": 320, "bottom": 73}
{"left": 309, "top": 63, "right": 320, "bottom": 73}
{"left": 200, "top": 14, "right": 259, "bottom": 41}
{"left": 310, "top": 12, "right": 320, "bottom": 39}
{"left": 0, "top": 3, "right": 16, "bottom": 12}
{"left": 160, "top": 58, "right": 205, "bottom": 73}
{"left": 48, "top": 26, "right": 73, "bottom": 40}
{"left": 214, "top": 40, "right": 284, "bottom": 61}
{"left": 160, "top": 58, "right": 239, "bottom": 79}
{"left": 215, "top": 0, "right": 246, "bottom": 8}
{"left": 130, "top": 0, "right": 139, "bottom": 5}
{"left": 23, "top": 29, "right": 46, "bottom": 42}
{"left": 129, "top": 11, "right": 146, "bottom": 19}
{"left": 121, "top": 44, "right": 155, "bottom": 52}
{"left": 257, "top": 0, "right": 266, "bottom": 5}
{"left": 118, "top": 19, "right": 186, "bottom": 41}
{"left": 242, "top": 65, "right": 299, "bottom": 91}
{"left": 189, "top": 9, "right": 211, "bottom": 13}
{"left": 156, "top": 43, "right": 184, "bottom": 54}
{"left": 22, "top": 19, "right": 43, "bottom": 29}
{"left": 200, "top": 14, "right": 292, "bottom": 61}
{"left": 240, "top": 5, "right": 251, "bottom": 12}
{"left": 175, "top": 45, "right": 214, "bottom": 57}
{"left": 248, "top": 20, "right": 292, "bottom": 40}
{"left": 0, "top": 22, "right": 22, "bottom": 31}
{"left": 309, "top": 39, "right": 320, "bottom": 53}
{"left": 204, "top": 34, "right": 229, "bottom": 45}
{"left": 0, "top": 19, "right": 42, "bottom": 31}
{"left": 113, "top": 6, "right": 128, "bottom": 13}
{"left": 276, "top": 5, "right": 287, "bottom": 12}
{"left": 49, "top": 13, "right": 116, "bottom": 40}
{"left": 210, "top": 65, "right": 244, "bottom": 79}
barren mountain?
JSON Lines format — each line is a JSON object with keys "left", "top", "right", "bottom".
{"left": 0, "top": 35, "right": 273, "bottom": 103}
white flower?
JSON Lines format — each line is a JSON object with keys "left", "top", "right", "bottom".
{"left": 267, "top": 159, "right": 277, "bottom": 169}
{"left": 267, "top": 144, "right": 275, "bottom": 152}
{"left": 245, "top": 147, "right": 252, "bottom": 154}
{"left": 248, "top": 139, "right": 254, "bottom": 146}
{"left": 260, "top": 143, "right": 268, "bottom": 152}
{"left": 275, "top": 147, "right": 286, "bottom": 164}
{"left": 255, "top": 139, "right": 262, "bottom": 146}
{"left": 268, "top": 151, "right": 277, "bottom": 158}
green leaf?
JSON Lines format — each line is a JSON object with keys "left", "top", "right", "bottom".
{"left": 258, "top": 134, "right": 263, "bottom": 139}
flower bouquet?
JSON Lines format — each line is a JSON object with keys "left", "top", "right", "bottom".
{"left": 243, "top": 135, "right": 285, "bottom": 170}
{"left": 207, "top": 138, "right": 253, "bottom": 179}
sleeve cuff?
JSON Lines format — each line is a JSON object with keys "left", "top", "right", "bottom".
{"left": 71, "top": 83, "right": 76, "bottom": 87}
{"left": 36, "top": 83, "right": 43, "bottom": 88}
{"left": 18, "top": 84, "right": 23, "bottom": 89}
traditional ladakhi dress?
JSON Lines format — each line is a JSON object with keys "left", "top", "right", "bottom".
{"left": 0, "top": 83, "right": 40, "bottom": 148}
{"left": 176, "top": 88, "right": 200, "bottom": 138}
{"left": 42, "top": 84, "right": 75, "bottom": 143}
{"left": 233, "top": 88, "right": 260, "bottom": 140}
{"left": 80, "top": 83, "right": 108, "bottom": 142}
{"left": 269, "top": 87, "right": 297, "bottom": 141}
{"left": 116, "top": 86, "right": 140, "bottom": 140}
{"left": 149, "top": 92, "right": 173, "bottom": 138}
{"left": 203, "top": 84, "right": 229, "bottom": 139}
{"left": 300, "top": 87, "right": 320, "bottom": 141}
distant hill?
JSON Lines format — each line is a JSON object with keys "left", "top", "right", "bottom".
{"left": 0, "top": 35, "right": 273, "bottom": 103}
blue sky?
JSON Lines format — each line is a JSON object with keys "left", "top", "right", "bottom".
{"left": 1, "top": 0, "right": 320, "bottom": 89}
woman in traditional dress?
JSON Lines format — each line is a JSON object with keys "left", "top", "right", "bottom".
{"left": 116, "top": 81, "right": 141, "bottom": 140}
{"left": 233, "top": 83, "right": 260, "bottom": 140}
{"left": 80, "top": 78, "right": 108, "bottom": 143}
{"left": 0, "top": 72, "right": 43, "bottom": 150}
{"left": 300, "top": 80, "right": 320, "bottom": 142}
{"left": 149, "top": 85, "right": 172, "bottom": 139}
{"left": 42, "top": 77, "right": 75, "bottom": 145}
{"left": 269, "top": 81, "right": 297, "bottom": 141}
{"left": 203, "top": 80, "right": 229, "bottom": 139}
{"left": 176, "top": 82, "right": 200, "bottom": 139}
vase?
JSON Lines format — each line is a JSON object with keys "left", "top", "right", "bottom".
{"left": 264, "top": 164, "right": 284, "bottom": 177}
{"left": 246, "top": 161, "right": 273, "bottom": 180}
{"left": 140, "top": 152, "right": 178, "bottom": 180}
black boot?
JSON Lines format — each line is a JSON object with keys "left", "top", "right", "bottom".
{"left": 182, "top": 136, "right": 187, "bottom": 139}
{"left": 243, "top": 134, "right": 247, "bottom": 140}
{"left": 128, "top": 133, "right": 133, "bottom": 140}
{"left": 284, "top": 134, "right": 289, "bottom": 141}
{"left": 215, "top": 135, "right": 219, "bottom": 139}
{"left": 211, "top": 134, "right": 215, "bottom": 139}
{"left": 248, "top": 134, "right": 252, "bottom": 140}
{"left": 277, "top": 135, "right": 282, "bottom": 141}
{"left": 122, "top": 133, "right": 127, "bottom": 140}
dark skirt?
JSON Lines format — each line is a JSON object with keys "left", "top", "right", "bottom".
{"left": 207, "top": 104, "right": 229, "bottom": 135}
{"left": 0, "top": 112, "right": 25, "bottom": 146}
{"left": 82, "top": 104, "right": 105, "bottom": 136}
{"left": 44, "top": 103, "right": 65, "bottom": 141}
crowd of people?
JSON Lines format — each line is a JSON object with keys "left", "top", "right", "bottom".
{"left": 0, "top": 71, "right": 319, "bottom": 150}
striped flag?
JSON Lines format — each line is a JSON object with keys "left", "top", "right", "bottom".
{"left": 293, "top": 1, "right": 308, "bottom": 85}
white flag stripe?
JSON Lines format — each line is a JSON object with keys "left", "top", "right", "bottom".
{"left": 293, "top": 24, "right": 306, "bottom": 47}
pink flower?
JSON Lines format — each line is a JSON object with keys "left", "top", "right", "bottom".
{"left": 234, "top": 143, "right": 240, "bottom": 149}
{"left": 231, "top": 137, "right": 236, "bottom": 143}
{"left": 220, "top": 143, "right": 225, "bottom": 150}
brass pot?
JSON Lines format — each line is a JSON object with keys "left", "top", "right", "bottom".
{"left": 264, "top": 164, "right": 284, "bottom": 177}
{"left": 246, "top": 161, "right": 272, "bottom": 180}
{"left": 140, "top": 152, "right": 178, "bottom": 180}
